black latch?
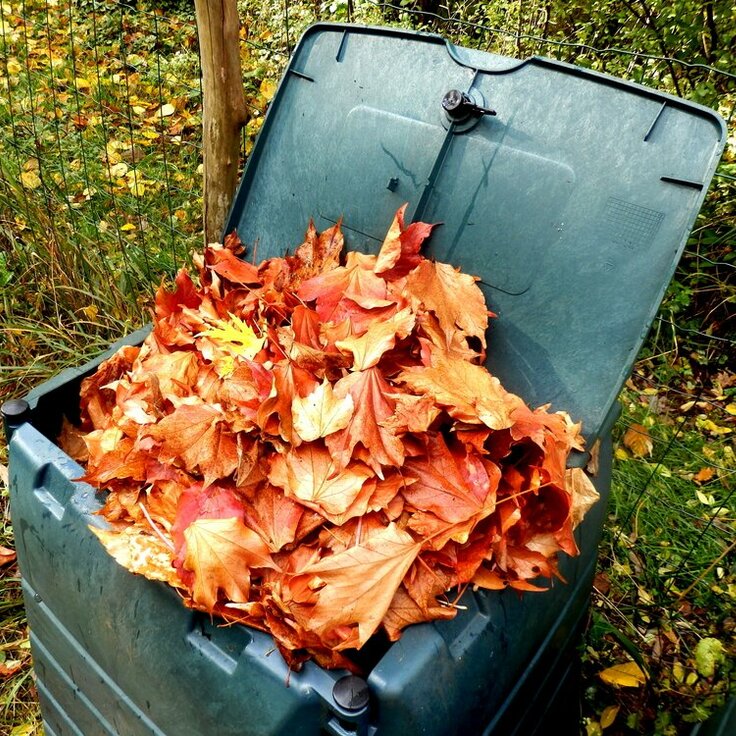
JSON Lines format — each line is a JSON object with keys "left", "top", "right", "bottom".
{"left": 442, "top": 89, "right": 496, "bottom": 122}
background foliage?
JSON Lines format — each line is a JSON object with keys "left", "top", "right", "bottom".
{"left": 0, "top": 1, "right": 734, "bottom": 734}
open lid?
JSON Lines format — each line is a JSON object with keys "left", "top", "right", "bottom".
{"left": 226, "top": 24, "right": 726, "bottom": 442}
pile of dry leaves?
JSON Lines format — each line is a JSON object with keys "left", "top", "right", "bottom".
{"left": 60, "top": 206, "right": 598, "bottom": 670}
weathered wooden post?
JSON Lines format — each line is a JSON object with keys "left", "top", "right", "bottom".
{"left": 193, "top": 0, "right": 249, "bottom": 246}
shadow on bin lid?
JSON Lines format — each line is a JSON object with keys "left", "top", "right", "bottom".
{"left": 225, "top": 23, "right": 726, "bottom": 443}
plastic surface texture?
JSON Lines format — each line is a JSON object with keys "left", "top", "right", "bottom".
{"left": 8, "top": 22, "right": 724, "bottom": 736}
{"left": 226, "top": 24, "right": 725, "bottom": 444}
{"left": 10, "top": 406, "right": 612, "bottom": 735}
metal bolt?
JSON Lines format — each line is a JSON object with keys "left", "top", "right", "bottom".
{"left": 332, "top": 675, "right": 370, "bottom": 712}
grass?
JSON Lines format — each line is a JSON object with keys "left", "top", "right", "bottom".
{"left": 581, "top": 377, "right": 736, "bottom": 733}
{"left": 0, "top": 1, "right": 734, "bottom": 734}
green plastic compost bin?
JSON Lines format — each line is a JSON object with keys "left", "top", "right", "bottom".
{"left": 5, "top": 23, "right": 726, "bottom": 736}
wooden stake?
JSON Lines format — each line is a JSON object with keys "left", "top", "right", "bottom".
{"left": 194, "top": 0, "right": 249, "bottom": 246}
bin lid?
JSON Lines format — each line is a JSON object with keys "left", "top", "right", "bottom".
{"left": 226, "top": 24, "right": 726, "bottom": 442}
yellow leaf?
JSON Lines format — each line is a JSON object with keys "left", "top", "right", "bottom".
{"left": 614, "top": 447, "right": 629, "bottom": 461}
{"left": 622, "top": 423, "right": 653, "bottom": 457}
{"left": 109, "top": 162, "right": 128, "bottom": 178}
{"left": 157, "top": 102, "right": 176, "bottom": 117}
{"left": 695, "top": 489, "right": 714, "bottom": 506}
{"left": 120, "top": 223, "right": 136, "bottom": 232}
{"left": 599, "top": 661, "right": 647, "bottom": 688}
{"left": 679, "top": 400, "right": 695, "bottom": 412}
{"left": 6, "top": 58, "right": 21, "bottom": 75}
{"left": 672, "top": 661, "right": 685, "bottom": 683}
{"left": 259, "top": 78, "right": 277, "bottom": 101}
{"left": 80, "top": 305, "right": 98, "bottom": 320}
{"left": 725, "top": 403, "right": 736, "bottom": 416}
{"left": 292, "top": 379, "right": 355, "bottom": 442}
{"left": 75, "top": 76, "right": 91, "bottom": 90}
{"left": 20, "top": 170, "right": 41, "bottom": 190}
{"left": 198, "top": 314, "right": 265, "bottom": 360}
{"left": 90, "top": 525, "right": 180, "bottom": 588}
{"left": 128, "top": 178, "right": 146, "bottom": 197}
{"left": 698, "top": 418, "right": 732, "bottom": 436}
{"left": 600, "top": 705, "right": 619, "bottom": 729}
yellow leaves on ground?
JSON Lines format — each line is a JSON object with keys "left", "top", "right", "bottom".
{"left": 259, "top": 78, "right": 277, "bottom": 102}
{"left": 156, "top": 102, "right": 176, "bottom": 118}
{"left": 599, "top": 661, "right": 647, "bottom": 687}
{"left": 600, "top": 705, "right": 619, "bottom": 729}
{"left": 622, "top": 423, "right": 653, "bottom": 457}
{"left": 20, "top": 170, "right": 41, "bottom": 189}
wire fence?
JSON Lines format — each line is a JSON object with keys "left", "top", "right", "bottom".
{"left": 1, "top": 0, "right": 734, "bottom": 722}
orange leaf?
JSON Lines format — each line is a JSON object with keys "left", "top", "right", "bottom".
{"left": 336, "top": 307, "right": 415, "bottom": 370}
{"left": 405, "top": 259, "right": 488, "bottom": 350}
{"left": 289, "top": 523, "right": 421, "bottom": 649}
{"left": 268, "top": 443, "right": 373, "bottom": 520}
{"left": 0, "top": 544, "right": 16, "bottom": 567}
{"left": 183, "top": 517, "right": 275, "bottom": 610}
{"left": 147, "top": 403, "right": 239, "bottom": 486}
{"left": 693, "top": 467, "right": 715, "bottom": 484}
{"left": 622, "top": 423, "right": 653, "bottom": 457}
{"left": 399, "top": 354, "right": 521, "bottom": 429}
{"left": 326, "top": 368, "right": 405, "bottom": 472}
{"left": 374, "top": 203, "right": 435, "bottom": 279}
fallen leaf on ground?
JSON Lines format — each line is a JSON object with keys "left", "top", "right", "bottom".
{"left": 599, "top": 661, "right": 647, "bottom": 687}
{"left": 622, "top": 423, "right": 653, "bottom": 457}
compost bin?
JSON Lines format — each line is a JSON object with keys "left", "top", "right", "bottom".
{"left": 4, "top": 23, "right": 726, "bottom": 736}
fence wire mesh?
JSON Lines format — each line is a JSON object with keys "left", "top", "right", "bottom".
{"left": 0, "top": 0, "right": 734, "bottom": 729}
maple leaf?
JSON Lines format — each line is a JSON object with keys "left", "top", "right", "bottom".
{"left": 399, "top": 354, "right": 521, "bottom": 429}
{"left": 200, "top": 233, "right": 260, "bottom": 287}
{"left": 566, "top": 467, "right": 600, "bottom": 528}
{"left": 240, "top": 483, "right": 309, "bottom": 551}
{"left": 382, "top": 584, "right": 455, "bottom": 641}
{"left": 183, "top": 517, "right": 275, "bottom": 610}
{"left": 374, "top": 203, "right": 436, "bottom": 280}
{"left": 256, "top": 361, "right": 318, "bottom": 443}
{"left": 403, "top": 434, "right": 496, "bottom": 524}
{"left": 291, "top": 379, "right": 355, "bottom": 442}
{"left": 286, "top": 219, "right": 344, "bottom": 287}
{"left": 82, "top": 428, "right": 148, "bottom": 485}
{"left": 268, "top": 443, "right": 373, "bottom": 520}
{"left": 80, "top": 345, "right": 140, "bottom": 430}
{"left": 197, "top": 313, "right": 266, "bottom": 360}
{"left": 91, "top": 525, "right": 181, "bottom": 588}
{"left": 145, "top": 403, "right": 239, "bottom": 486}
{"left": 326, "top": 367, "right": 405, "bottom": 472}
{"left": 405, "top": 259, "right": 489, "bottom": 350}
{"left": 335, "top": 307, "right": 416, "bottom": 371}
{"left": 298, "top": 251, "right": 391, "bottom": 323}
{"left": 287, "top": 523, "right": 421, "bottom": 649}
{"left": 380, "top": 393, "right": 440, "bottom": 434}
